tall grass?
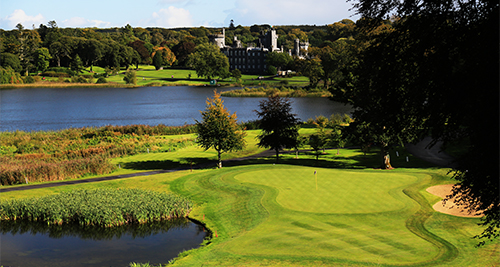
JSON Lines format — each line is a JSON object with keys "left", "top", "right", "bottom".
{"left": 221, "top": 86, "right": 332, "bottom": 97}
{"left": 0, "top": 125, "right": 196, "bottom": 185}
{"left": 0, "top": 188, "right": 191, "bottom": 227}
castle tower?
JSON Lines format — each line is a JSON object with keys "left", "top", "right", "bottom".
{"left": 294, "top": 39, "right": 300, "bottom": 57}
{"left": 209, "top": 28, "right": 226, "bottom": 48}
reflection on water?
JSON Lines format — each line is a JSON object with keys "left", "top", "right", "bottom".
{"left": 0, "top": 86, "right": 352, "bottom": 132}
{"left": 0, "top": 218, "right": 207, "bottom": 267}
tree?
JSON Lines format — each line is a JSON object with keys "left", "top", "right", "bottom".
{"left": 231, "top": 68, "right": 242, "bottom": 84}
{"left": 79, "top": 39, "right": 103, "bottom": 72}
{"left": 152, "top": 50, "right": 163, "bottom": 70}
{"left": 33, "top": 47, "right": 52, "bottom": 72}
{"left": 129, "top": 40, "right": 151, "bottom": 65}
{"left": 349, "top": 0, "right": 499, "bottom": 243}
{"left": 308, "top": 134, "right": 324, "bottom": 161}
{"left": 0, "top": 53, "right": 22, "bottom": 72}
{"left": 195, "top": 91, "right": 246, "bottom": 168}
{"left": 266, "top": 51, "right": 292, "bottom": 72}
{"left": 172, "top": 40, "right": 195, "bottom": 67}
{"left": 328, "top": 125, "right": 347, "bottom": 155}
{"left": 303, "top": 58, "right": 323, "bottom": 88}
{"left": 123, "top": 69, "right": 137, "bottom": 85}
{"left": 188, "top": 43, "right": 229, "bottom": 80}
{"left": 255, "top": 95, "right": 300, "bottom": 163}
{"left": 70, "top": 54, "right": 83, "bottom": 73}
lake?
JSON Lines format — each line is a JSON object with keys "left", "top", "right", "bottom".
{"left": 0, "top": 86, "right": 352, "bottom": 132}
{"left": 0, "top": 219, "right": 206, "bottom": 267}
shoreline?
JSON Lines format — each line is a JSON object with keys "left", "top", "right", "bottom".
{"left": 0, "top": 81, "right": 332, "bottom": 98}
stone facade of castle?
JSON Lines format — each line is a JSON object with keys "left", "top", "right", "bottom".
{"left": 209, "top": 28, "right": 307, "bottom": 74}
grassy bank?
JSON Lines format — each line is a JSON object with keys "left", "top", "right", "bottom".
{"left": 1, "top": 65, "right": 311, "bottom": 89}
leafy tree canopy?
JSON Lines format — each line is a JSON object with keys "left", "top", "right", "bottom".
{"left": 188, "top": 43, "right": 229, "bottom": 80}
{"left": 348, "top": 0, "right": 499, "bottom": 244}
{"left": 255, "top": 95, "right": 300, "bottom": 162}
{"left": 195, "top": 91, "right": 246, "bottom": 168}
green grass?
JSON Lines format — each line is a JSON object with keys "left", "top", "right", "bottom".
{"left": 169, "top": 164, "right": 498, "bottom": 266}
{"left": 0, "top": 188, "right": 191, "bottom": 226}
{"left": 0, "top": 132, "right": 497, "bottom": 266}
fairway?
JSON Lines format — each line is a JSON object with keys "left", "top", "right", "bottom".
{"left": 171, "top": 164, "right": 499, "bottom": 266}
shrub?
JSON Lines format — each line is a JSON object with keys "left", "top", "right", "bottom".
{"left": 0, "top": 66, "right": 23, "bottom": 84}
{"left": 72, "top": 76, "right": 88, "bottom": 83}
{"left": 47, "top": 67, "right": 75, "bottom": 76}
{"left": 23, "top": 76, "right": 36, "bottom": 84}
{"left": 123, "top": 70, "right": 137, "bottom": 85}
{"left": 266, "top": 65, "right": 277, "bottom": 75}
{"left": 96, "top": 77, "right": 107, "bottom": 84}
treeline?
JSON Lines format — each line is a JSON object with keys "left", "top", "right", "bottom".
{"left": 0, "top": 19, "right": 363, "bottom": 81}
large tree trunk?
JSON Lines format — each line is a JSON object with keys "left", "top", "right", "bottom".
{"left": 380, "top": 144, "right": 393, "bottom": 169}
{"left": 275, "top": 148, "right": 279, "bottom": 163}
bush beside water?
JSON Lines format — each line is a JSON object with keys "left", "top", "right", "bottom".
{"left": 0, "top": 125, "right": 197, "bottom": 185}
{"left": 0, "top": 188, "right": 192, "bottom": 227}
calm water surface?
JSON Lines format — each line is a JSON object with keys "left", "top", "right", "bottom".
{"left": 0, "top": 219, "right": 206, "bottom": 267}
{"left": 0, "top": 86, "right": 352, "bottom": 131}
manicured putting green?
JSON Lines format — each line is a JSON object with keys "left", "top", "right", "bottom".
{"left": 235, "top": 167, "right": 417, "bottom": 213}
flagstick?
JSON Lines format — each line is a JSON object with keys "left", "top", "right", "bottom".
{"left": 315, "top": 170, "right": 318, "bottom": 190}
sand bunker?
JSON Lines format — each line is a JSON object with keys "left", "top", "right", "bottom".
{"left": 426, "top": 184, "right": 482, "bottom": 218}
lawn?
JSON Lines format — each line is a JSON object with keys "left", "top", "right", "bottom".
{"left": 0, "top": 136, "right": 498, "bottom": 266}
{"left": 81, "top": 65, "right": 310, "bottom": 88}
{"left": 169, "top": 163, "right": 498, "bottom": 266}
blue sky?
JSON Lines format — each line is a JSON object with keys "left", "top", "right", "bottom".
{"left": 0, "top": 0, "right": 359, "bottom": 30}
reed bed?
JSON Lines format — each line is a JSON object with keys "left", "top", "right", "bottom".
{"left": 0, "top": 188, "right": 192, "bottom": 227}
{"left": 221, "top": 87, "right": 332, "bottom": 97}
{"left": 0, "top": 125, "right": 196, "bottom": 185}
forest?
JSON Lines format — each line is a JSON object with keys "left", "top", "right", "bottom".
{"left": 0, "top": 19, "right": 361, "bottom": 86}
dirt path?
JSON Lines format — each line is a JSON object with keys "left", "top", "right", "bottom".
{"left": 405, "top": 137, "right": 457, "bottom": 168}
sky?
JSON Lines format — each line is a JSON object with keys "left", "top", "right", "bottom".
{"left": 0, "top": 0, "right": 359, "bottom": 30}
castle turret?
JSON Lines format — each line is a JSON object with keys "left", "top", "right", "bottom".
{"left": 209, "top": 28, "right": 226, "bottom": 48}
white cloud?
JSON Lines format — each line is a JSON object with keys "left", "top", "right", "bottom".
{"left": 225, "top": 0, "right": 358, "bottom": 26}
{"left": 157, "top": 0, "right": 188, "bottom": 4}
{"left": 61, "top": 17, "right": 111, "bottom": 28}
{"left": 1, "top": 9, "right": 45, "bottom": 29}
{"left": 151, "top": 6, "right": 194, "bottom": 28}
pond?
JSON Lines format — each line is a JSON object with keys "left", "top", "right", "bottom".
{"left": 0, "top": 86, "right": 352, "bottom": 132}
{"left": 0, "top": 218, "right": 207, "bottom": 267}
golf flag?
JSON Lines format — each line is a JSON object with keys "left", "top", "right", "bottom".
{"left": 314, "top": 170, "right": 317, "bottom": 190}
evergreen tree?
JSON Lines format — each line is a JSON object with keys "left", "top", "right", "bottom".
{"left": 255, "top": 95, "right": 299, "bottom": 163}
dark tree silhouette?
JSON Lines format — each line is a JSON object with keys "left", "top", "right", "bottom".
{"left": 348, "top": 0, "right": 499, "bottom": 244}
{"left": 255, "top": 95, "right": 299, "bottom": 163}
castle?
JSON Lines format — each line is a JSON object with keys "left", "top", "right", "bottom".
{"left": 209, "top": 28, "right": 308, "bottom": 74}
